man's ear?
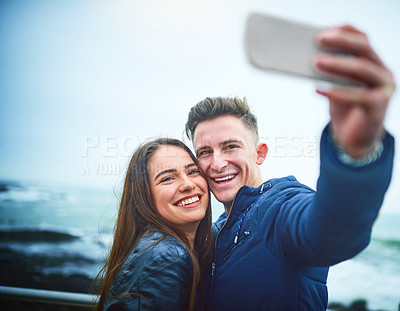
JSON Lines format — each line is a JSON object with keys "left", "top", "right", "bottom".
{"left": 256, "top": 143, "right": 268, "bottom": 165}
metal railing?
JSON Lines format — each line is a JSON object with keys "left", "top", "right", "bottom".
{"left": 0, "top": 285, "right": 99, "bottom": 308}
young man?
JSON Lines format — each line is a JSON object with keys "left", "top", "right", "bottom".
{"left": 185, "top": 26, "right": 395, "bottom": 310}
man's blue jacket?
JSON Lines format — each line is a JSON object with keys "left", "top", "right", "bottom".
{"left": 206, "top": 126, "right": 394, "bottom": 310}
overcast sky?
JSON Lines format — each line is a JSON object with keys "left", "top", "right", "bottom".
{"left": 1, "top": 0, "right": 399, "bottom": 214}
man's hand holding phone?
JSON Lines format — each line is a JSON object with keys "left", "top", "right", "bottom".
{"left": 245, "top": 13, "right": 396, "bottom": 159}
{"left": 314, "top": 25, "right": 395, "bottom": 158}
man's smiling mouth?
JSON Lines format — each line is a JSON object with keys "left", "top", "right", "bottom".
{"left": 213, "top": 174, "right": 237, "bottom": 183}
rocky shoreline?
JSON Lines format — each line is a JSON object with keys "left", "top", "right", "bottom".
{"left": 0, "top": 245, "right": 389, "bottom": 311}
{"left": 0, "top": 248, "right": 96, "bottom": 310}
{"left": 0, "top": 229, "right": 99, "bottom": 310}
{"left": 0, "top": 230, "right": 394, "bottom": 311}
{"left": 328, "top": 300, "right": 394, "bottom": 311}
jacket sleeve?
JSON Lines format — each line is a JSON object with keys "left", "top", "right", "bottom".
{"left": 105, "top": 240, "right": 192, "bottom": 311}
{"left": 273, "top": 124, "right": 395, "bottom": 267}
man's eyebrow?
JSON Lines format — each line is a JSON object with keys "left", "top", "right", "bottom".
{"left": 154, "top": 163, "right": 197, "bottom": 181}
{"left": 195, "top": 139, "right": 244, "bottom": 154}
{"left": 195, "top": 145, "right": 210, "bottom": 154}
{"left": 220, "top": 139, "right": 243, "bottom": 146}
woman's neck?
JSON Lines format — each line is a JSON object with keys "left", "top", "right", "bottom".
{"left": 187, "top": 232, "right": 195, "bottom": 250}
{"left": 181, "top": 223, "right": 199, "bottom": 250}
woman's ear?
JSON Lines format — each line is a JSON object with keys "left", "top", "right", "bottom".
{"left": 256, "top": 143, "right": 268, "bottom": 165}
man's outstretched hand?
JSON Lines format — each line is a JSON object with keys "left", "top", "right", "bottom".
{"left": 314, "top": 25, "right": 396, "bottom": 158}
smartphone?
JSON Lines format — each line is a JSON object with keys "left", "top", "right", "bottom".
{"left": 244, "top": 13, "right": 356, "bottom": 86}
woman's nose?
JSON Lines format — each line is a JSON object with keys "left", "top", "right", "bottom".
{"left": 179, "top": 176, "right": 196, "bottom": 192}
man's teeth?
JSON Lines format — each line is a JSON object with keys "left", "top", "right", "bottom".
{"left": 177, "top": 196, "right": 200, "bottom": 207}
{"left": 215, "top": 175, "right": 235, "bottom": 182}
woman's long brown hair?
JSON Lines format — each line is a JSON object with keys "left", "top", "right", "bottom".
{"left": 94, "top": 138, "right": 213, "bottom": 311}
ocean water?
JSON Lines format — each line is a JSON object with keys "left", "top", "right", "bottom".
{"left": 0, "top": 179, "right": 117, "bottom": 280}
{"left": 0, "top": 180, "right": 399, "bottom": 310}
{"left": 327, "top": 211, "right": 400, "bottom": 311}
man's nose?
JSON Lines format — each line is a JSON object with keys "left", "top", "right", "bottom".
{"left": 210, "top": 153, "right": 228, "bottom": 172}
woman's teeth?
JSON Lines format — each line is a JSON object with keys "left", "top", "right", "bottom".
{"left": 177, "top": 196, "right": 199, "bottom": 207}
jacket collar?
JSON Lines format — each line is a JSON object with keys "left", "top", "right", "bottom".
{"left": 230, "top": 176, "right": 297, "bottom": 214}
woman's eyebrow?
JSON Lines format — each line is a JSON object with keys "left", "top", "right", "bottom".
{"left": 185, "top": 163, "right": 197, "bottom": 169}
{"left": 154, "top": 163, "right": 197, "bottom": 181}
{"left": 154, "top": 169, "right": 176, "bottom": 181}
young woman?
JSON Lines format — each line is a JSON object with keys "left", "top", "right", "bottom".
{"left": 95, "top": 138, "right": 213, "bottom": 311}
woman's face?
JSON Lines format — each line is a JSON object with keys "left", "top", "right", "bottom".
{"left": 147, "top": 145, "right": 209, "bottom": 234}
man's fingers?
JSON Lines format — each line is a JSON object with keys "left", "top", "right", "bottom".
{"left": 336, "top": 25, "right": 362, "bottom": 33}
{"left": 316, "top": 27, "right": 385, "bottom": 67}
{"left": 316, "top": 86, "right": 390, "bottom": 110}
{"left": 314, "top": 54, "right": 394, "bottom": 88}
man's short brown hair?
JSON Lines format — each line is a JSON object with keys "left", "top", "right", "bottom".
{"left": 185, "top": 96, "right": 259, "bottom": 141}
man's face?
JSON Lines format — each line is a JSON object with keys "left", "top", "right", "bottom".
{"left": 193, "top": 115, "right": 267, "bottom": 206}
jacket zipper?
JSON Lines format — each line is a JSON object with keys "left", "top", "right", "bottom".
{"left": 207, "top": 183, "right": 270, "bottom": 310}
{"left": 207, "top": 197, "right": 236, "bottom": 310}
{"left": 208, "top": 225, "right": 226, "bottom": 310}
{"left": 223, "top": 230, "right": 250, "bottom": 261}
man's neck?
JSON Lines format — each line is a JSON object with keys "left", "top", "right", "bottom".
{"left": 223, "top": 201, "right": 234, "bottom": 215}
